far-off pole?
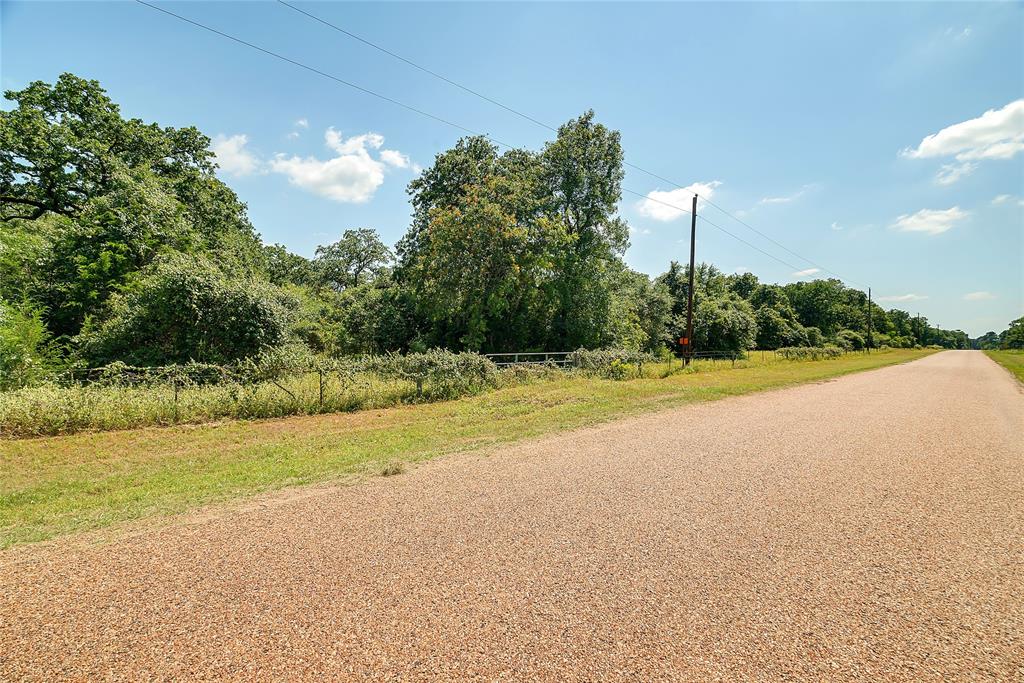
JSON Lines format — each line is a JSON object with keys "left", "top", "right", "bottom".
{"left": 867, "top": 287, "right": 873, "bottom": 353}
{"left": 684, "top": 194, "right": 697, "bottom": 365}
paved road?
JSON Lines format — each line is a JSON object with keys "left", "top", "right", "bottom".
{"left": 2, "top": 351, "right": 1022, "bottom": 681}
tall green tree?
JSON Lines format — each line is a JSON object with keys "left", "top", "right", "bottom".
{"left": 315, "top": 228, "right": 392, "bottom": 290}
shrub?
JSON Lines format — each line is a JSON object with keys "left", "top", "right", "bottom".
{"left": 776, "top": 346, "right": 843, "bottom": 360}
{"left": 566, "top": 348, "right": 655, "bottom": 379}
{"left": 77, "top": 255, "right": 298, "bottom": 366}
{"left": 835, "top": 329, "right": 865, "bottom": 351}
{"left": 0, "top": 301, "right": 62, "bottom": 390}
{"left": 367, "top": 349, "right": 497, "bottom": 399}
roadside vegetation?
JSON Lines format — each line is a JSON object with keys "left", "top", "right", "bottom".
{"left": 2, "top": 76, "right": 978, "bottom": 397}
{"left": 0, "top": 348, "right": 931, "bottom": 549}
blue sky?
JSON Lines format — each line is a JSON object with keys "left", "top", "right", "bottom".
{"left": 3, "top": 1, "right": 1022, "bottom": 336}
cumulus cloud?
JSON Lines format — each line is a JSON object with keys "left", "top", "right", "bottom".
{"left": 295, "top": 118, "right": 309, "bottom": 128}
{"left": 636, "top": 181, "right": 722, "bottom": 222}
{"left": 270, "top": 128, "right": 416, "bottom": 203}
{"left": 891, "top": 207, "right": 967, "bottom": 235}
{"left": 212, "top": 134, "right": 261, "bottom": 176}
{"left": 877, "top": 293, "right": 928, "bottom": 303}
{"left": 962, "top": 291, "right": 996, "bottom": 301}
{"left": 830, "top": 221, "right": 843, "bottom": 231}
{"left": 902, "top": 100, "right": 1024, "bottom": 185}
{"left": 791, "top": 268, "right": 820, "bottom": 279}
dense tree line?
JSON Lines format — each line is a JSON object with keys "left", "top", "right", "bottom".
{"left": 0, "top": 74, "right": 986, "bottom": 387}
{"left": 972, "top": 318, "right": 1024, "bottom": 350}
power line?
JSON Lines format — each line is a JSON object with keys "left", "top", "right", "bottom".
{"left": 133, "top": 0, "right": 484, "bottom": 138}
{"left": 273, "top": 0, "right": 864, "bottom": 286}
{"left": 276, "top": 0, "right": 557, "bottom": 134}
{"left": 135, "top": 0, "right": 850, "bottom": 283}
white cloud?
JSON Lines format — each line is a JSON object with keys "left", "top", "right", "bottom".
{"left": 733, "top": 266, "right": 751, "bottom": 274}
{"left": 270, "top": 128, "right": 415, "bottom": 203}
{"left": 934, "top": 161, "right": 977, "bottom": 185}
{"left": 636, "top": 181, "right": 722, "bottom": 222}
{"left": 287, "top": 118, "right": 310, "bottom": 140}
{"left": 211, "top": 134, "right": 260, "bottom": 176}
{"left": 830, "top": 221, "right": 843, "bottom": 231}
{"left": 758, "top": 183, "right": 817, "bottom": 205}
{"left": 991, "top": 194, "right": 1024, "bottom": 207}
{"left": 325, "top": 129, "right": 384, "bottom": 155}
{"left": 963, "top": 291, "right": 996, "bottom": 301}
{"left": 891, "top": 207, "right": 968, "bottom": 235}
{"left": 902, "top": 100, "right": 1024, "bottom": 169}
{"left": 628, "top": 225, "right": 652, "bottom": 236}
{"left": 379, "top": 149, "right": 421, "bottom": 172}
{"left": 791, "top": 268, "right": 820, "bottom": 279}
{"left": 945, "top": 26, "right": 971, "bottom": 41}
{"left": 877, "top": 293, "right": 928, "bottom": 303}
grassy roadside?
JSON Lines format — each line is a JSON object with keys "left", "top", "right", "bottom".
{"left": 1, "top": 349, "right": 933, "bottom": 549}
{"left": 984, "top": 350, "right": 1024, "bottom": 383}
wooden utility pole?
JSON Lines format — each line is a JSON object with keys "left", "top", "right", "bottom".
{"left": 684, "top": 194, "right": 698, "bottom": 364}
{"left": 867, "top": 287, "right": 873, "bottom": 353}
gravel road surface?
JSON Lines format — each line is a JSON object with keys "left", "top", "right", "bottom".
{"left": 2, "top": 351, "right": 1021, "bottom": 681}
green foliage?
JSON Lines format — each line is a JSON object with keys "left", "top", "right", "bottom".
{"left": 314, "top": 228, "right": 392, "bottom": 290}
{"left": 835, "top": 329, "right": 866, "bottom": 351}
{"left": 77, "top": 255, "right": 297, "bottom": 366}
{"left": 367, "top": 349, "right": 498, "bottom": 399}
{"left": 693, "top": 293, "right": 757, "bottom": 354}
{"left": 776, "top": 346, "right": 844, "bottom": 360}
{"left": 999, "top": 317, "right": 1024, "bottom": 349}
{"left": 754, "top": 306, "right": 807, "bottom": 349}
{"left": 567, "top": 348, "right": 655, "bottom": 379}
{"left": 398, "top": 110, "right": 631, "bottom": 352}
{"left": 0, "top": 300, "right": 61, "bottom": 390}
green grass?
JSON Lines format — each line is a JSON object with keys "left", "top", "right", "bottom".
{"left": 984, "top": 349, "right": 1024, "bottom": 383}
{"left": 0, "top": 349, "right": 932, "bottom": 549}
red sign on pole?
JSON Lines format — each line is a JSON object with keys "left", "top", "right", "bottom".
{"left": 679, "top": 337, "right": 689, "bottom": 346}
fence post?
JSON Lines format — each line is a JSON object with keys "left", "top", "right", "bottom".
{"left": 318, "top": 369, "right": 324, "bottom": 409}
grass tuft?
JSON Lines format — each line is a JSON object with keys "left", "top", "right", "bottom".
{"left": 380, "top": 460, "right": 406, "bottom": 477}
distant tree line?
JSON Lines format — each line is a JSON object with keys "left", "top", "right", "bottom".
{"left": 972, "top": 319, "right": 1024, "bottom": 350}
{"left": 0, "top": 74, "right": 988, "bottom": 387}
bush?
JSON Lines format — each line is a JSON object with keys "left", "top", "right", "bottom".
{"left": 804, "top": 327, "right": 824, "bottom": 347}
{"left": 566, "top": 348, "right": 655, "bottom": 379}
{"left": 776, "top": 346, "right": 843, "bottom": 360}
{"left": 366, "top": 349, "right": 497, "bottom": 399}
{"left": 835, "top": 329, "right": 865, "bottom": 351}
{"left": 0, "top": 301, "right": 62, "bottom": 390}
{"left": 77, "top": 255, "right": 298, "bottom": 366}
